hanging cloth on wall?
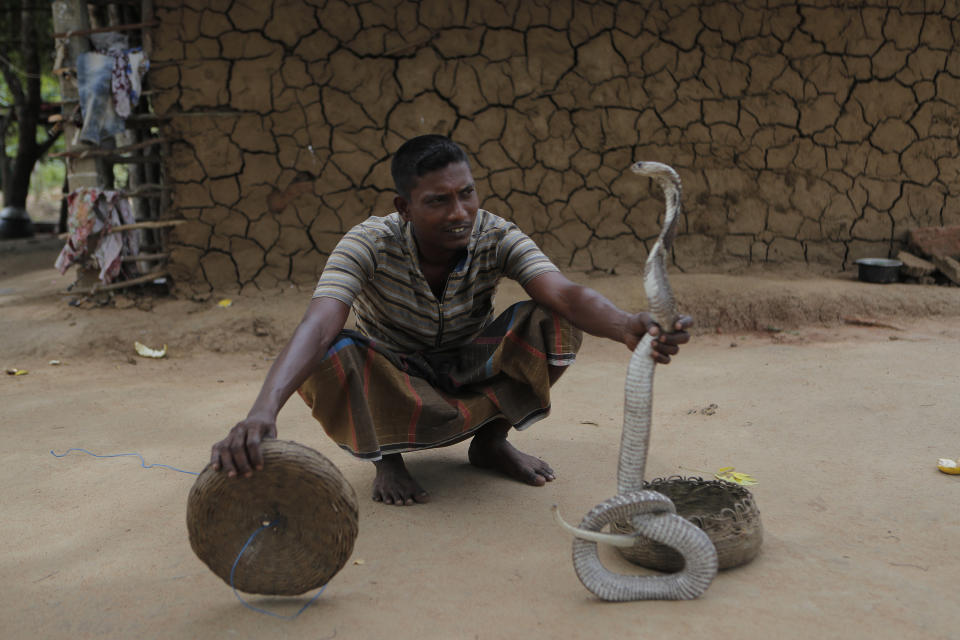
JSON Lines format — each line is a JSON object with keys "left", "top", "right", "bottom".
{"left": 110, "top": 48, "right": 149, "bottom": 119}
{"left": 55, "top": 188, "right": 140, "bottom": 284}
{"left": 76, "top": 33, "right": 150, "bottom": 144}
{"left": 76, "top": 50, "right": 125, "bottom": 144}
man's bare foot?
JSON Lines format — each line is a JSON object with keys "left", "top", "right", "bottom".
{"left": 468, "top": 426, "right": 555, "bottom": 486}
{"left": 372, "top": 453, "right": 430, "bottom": 506}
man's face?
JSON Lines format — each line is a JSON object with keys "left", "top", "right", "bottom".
{"left": 397, "top": 161, "right": 479, "bottom": 261}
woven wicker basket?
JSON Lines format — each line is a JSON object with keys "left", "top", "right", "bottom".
{"left": 186, "top": 439, "right": 359, "bottom": 595}
{"left": 613, "top": 476, "right": 762, "bottom": 572}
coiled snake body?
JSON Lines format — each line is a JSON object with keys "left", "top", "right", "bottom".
{"left": 554, "top": 162, "right": 719, "bottom": 601}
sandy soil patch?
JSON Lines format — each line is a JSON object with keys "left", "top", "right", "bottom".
{"left": 2, "top": 237, "right": 959, "bottom": 639}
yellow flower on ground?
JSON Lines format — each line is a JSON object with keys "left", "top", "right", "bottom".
{"left": 715, "top": 467, "right": 758, "bottom": 486}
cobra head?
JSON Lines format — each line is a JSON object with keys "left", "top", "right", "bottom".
{"left": 630, "top": 161, "right": 681, "bottom": 190}
{"left": 630, "top": 161, "right": 682, "bottom": 249}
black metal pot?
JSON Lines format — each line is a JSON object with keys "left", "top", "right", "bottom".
{"left": 856, "top": 258, "right": 902, "bottom": 283}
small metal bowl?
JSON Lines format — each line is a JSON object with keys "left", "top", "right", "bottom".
{"left": 856, "top": 258, "right": 902, "bottom": 283}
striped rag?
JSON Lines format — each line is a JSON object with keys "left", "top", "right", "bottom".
{"left": 297, "top": 301, "right": 582, "bottom": 460}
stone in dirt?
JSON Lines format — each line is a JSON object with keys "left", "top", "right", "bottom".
{"left": 908, "top": 225, "right": 960, "bottom": 259}
{"left": 897, "top": 250, "right": 936, "bottom": 278}
{"left": 932, "top": 255, "right": 960, "bottom": 286}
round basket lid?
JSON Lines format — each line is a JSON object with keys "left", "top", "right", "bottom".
{"left": 187, "top": 439, "right": 359, "bottom": 595}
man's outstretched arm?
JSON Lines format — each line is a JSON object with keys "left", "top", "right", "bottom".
{"left": 210, "top": 296, "right": 351, "bottom": 477}
{"left": 522, "top": 271, "right": 692, "bottom": 363}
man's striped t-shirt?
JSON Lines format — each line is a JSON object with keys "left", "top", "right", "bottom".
{"left": 313, "top": 209, "right": 559, "bottom": 353}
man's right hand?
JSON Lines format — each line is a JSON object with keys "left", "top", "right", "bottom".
{"left": 210, "top": 418, "right": 277, "bottom": 478}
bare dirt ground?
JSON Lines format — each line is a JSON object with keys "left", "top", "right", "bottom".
{"left": 2, "top": 235, "right": 959, "bottom": 639}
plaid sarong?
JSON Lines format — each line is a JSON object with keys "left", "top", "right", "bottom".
{"left": 297, "top": 301, "right": 583, "bottom": 460}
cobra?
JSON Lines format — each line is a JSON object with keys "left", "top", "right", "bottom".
{"left": 554, "top": 161, "right": 718, "bottom": 601}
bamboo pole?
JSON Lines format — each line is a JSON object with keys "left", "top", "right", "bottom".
{"left": 57, "top": 219, "right": 184, "bottom": 240}
{"left": 120, "top": 252, "right": 168, "bottom": 262}
{"left": 52, "top": 20, "right": 159, "bottom": 39}
{"left": 80, "top": 154, "right": 160, "bottom": 164}
{"left": 50, "top": 137, "right": 168, "bottom": 159}
{"left": 52, "top": 0, "right": 107, "bottom": 291}
{"left": 141, "top": 0, "right": 154, "bottom": 58}
{"left": 120, "top": 185, "right": 170, "bottom": 198}
{"left": 61, "top": 269, "right": 167, "bottom": 295}
{"left": 110, "top": 219, "right": 184, "bottom": 233}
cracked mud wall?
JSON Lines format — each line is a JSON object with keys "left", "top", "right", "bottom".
{"left": 149, "top": 1, "right": 960, "bottom": 294}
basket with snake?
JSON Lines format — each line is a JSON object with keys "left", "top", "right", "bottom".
{"left": 553, "top": 162, "right": 763, "bottom": 601}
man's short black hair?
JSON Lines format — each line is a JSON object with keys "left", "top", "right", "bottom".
{"left": 391, "top": 135, "right": 469, "bottom": 200}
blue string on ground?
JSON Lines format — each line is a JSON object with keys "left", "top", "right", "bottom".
{"left": 49, "top": 447, "right": 326, "bottom": 618}
{"left": 50, "top": 448, "right": 199, "bottom": 475}
{"left": 230, "top": 521, "right": 326, "bottom": 619}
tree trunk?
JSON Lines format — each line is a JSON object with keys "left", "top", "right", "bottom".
{"left": 0, "top": 115, "right": 10, "bottom": 197}
{"left": 51, "top": 0, "right": 101, "bottom": 289}
{"left": 52, "top": 0, "right": 98, "bottom": 195}
{"left": 2, "top": 8, "right": 43, "bottom": 210}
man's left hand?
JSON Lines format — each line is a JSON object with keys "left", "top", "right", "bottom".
{"left": 625, "top": 314, "right": 693, "bottom": 363}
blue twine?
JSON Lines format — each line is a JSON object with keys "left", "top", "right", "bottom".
{"left": 50, "top": 447, "right": 326, "bottom": 618}
{"left": 230, "top": 521, "right": 326, "bottom": 619}
{"left": 50, "top": 448, "right": 199, "bottom": 475}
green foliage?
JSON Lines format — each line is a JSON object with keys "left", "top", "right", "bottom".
{"left": 113, "top": 163, "right": 130, "bottom": 188}
{"left": 0, "top": 1, "right": 61, "bottom": 203}
{"left": 1, "top": 6, "right": 60, "bottom": 151}
{"left": 31, "top": 157, "right": 65, "bottom": 197}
